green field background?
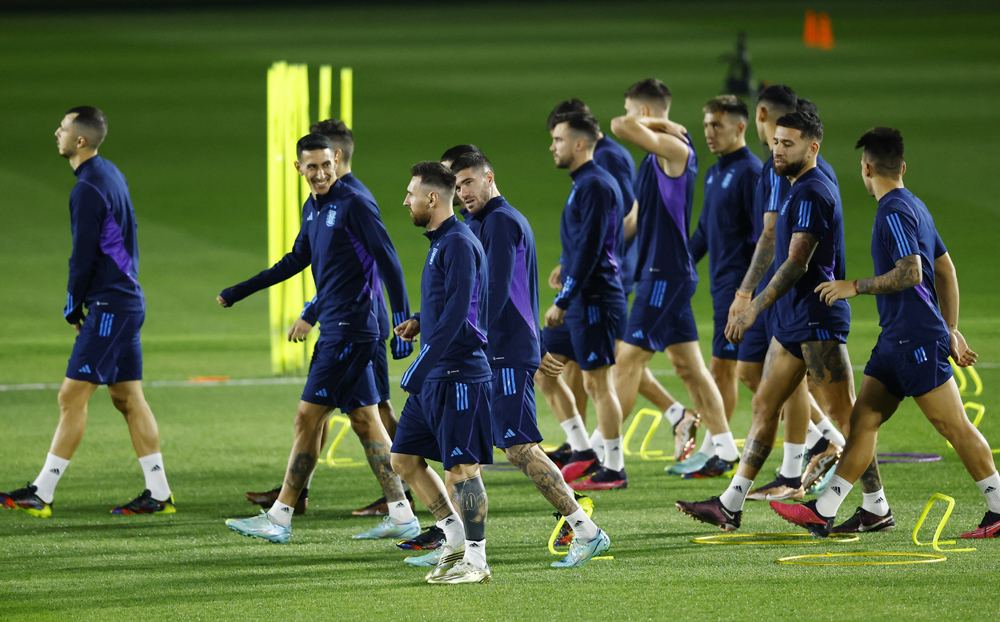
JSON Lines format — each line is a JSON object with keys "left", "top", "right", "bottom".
{"left": 2, "top": 2, "right": 999, "bottom": 620}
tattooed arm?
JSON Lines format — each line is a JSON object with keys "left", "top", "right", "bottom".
{"left": 814, "top": 254, "right": 921, "bottom": 306}
{"left": 730, "top": 211, "right": 777, "bottom": 318}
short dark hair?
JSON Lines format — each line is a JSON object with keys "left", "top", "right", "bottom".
{"left": 796, "top": 98, "right": 818, "bottom": 116}
{"left": 411, "top": 161, "right": 456, "bottom": 195}
{"left": 856, "top": 126, "right": 905, "bottom": 178}
{"left": 624, "top": 79, "right": 672, "bottom": 110}
{"left": 776, "top": 111, "right": 824, "bottom": 143}
{"left": 553, "top": 112, "right": 600, "bottom": 147}
{"left": 310, "top": 119, "right": 354, "bottom": 163}
{"left": 450, "top": 150, "right": 493, "bottom": 176}
{"left": 296, "top": 133, "right": 333, "bottom": 159}
{"left": 66, "top": 106, "right": 108, "bottom": 148}
{"left": 440, "top": 144, "right": 481, "bottom": 164}
{"left": 547, "top": 99, "right": 591, "bottom": 131}
{"left": 703, "top": 95, "right": 749, "bottom": 121}
{"left": 757, "top": 84, "right": 798, "bottom": 115}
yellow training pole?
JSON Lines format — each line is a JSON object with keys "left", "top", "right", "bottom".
{"left": 266, "top": 62, "right": 287, "bottom": 374}
{"left": 318, "top": 65, "right": 333, "bottom": 122}
{"left": 340, "top": 67, "right": 353, "bottom": 129}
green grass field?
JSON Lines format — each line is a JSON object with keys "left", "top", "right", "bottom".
{"left": 2, "top": 2, "right": 999, "bottom": 620}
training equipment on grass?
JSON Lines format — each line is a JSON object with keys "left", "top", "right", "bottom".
{"left": 879, "top": 453, "right": 942, "bottom": 464}
{"left": 547, "top": 501, "right": 612, "bottom": 561}
{"left": 777, "top": 552, "right": 946, "bottom": 566}
{"left": 693, "top": 532, "right": 858, "bottom": 545}
{"left": 622, "top": 408, "right": 672, "bottom": 460}
{"left": 317, "top": 415, "right": 365, "bottom": 468}
{"left": 266, "top": 62, "right": 353, "bottom": 374}
{"left": 912, "top": 493, "right": 976, "bottom": 552}
{"left": 946, "top": 402, "right": 985, "bottom": 450}
{"left": 949, "top": 357, "right": 983, "bottom": 396}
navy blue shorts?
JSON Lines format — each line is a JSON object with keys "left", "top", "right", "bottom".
{"left": 624, "top": 279, "right": 699, "bottom": 352}
{"left": 737, "top": 306, "right": 774, "bottom": 364}
{"left": 490, "top": 367, "right": 543, "bottom": 449}
{"left": 864, "top": 336, "right": 954, "bottom": 400}
{"left": 542, "top": 324, "right": 576, "bottom": 362}
{"left": 711, "top": 302, "right": 739, "bottom": 360}
{"left": 66, "top": 311, "right": 144, "bottom": 385}
{"left": 392, "top": 380, "right": 494, "bottom": 470}
{"left": 302, "top": 340, "right": 380, "bottom": 412}
{"left": 565, "top": 295, "right": 627, "bottom": 371}
{"left": 776, "top": 329, "right": 848, "bottom": 361}
{"left": 373, "top": 340, "right": 391, "bottom": 403}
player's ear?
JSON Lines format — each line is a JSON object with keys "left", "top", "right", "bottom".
{"left": 294, "top": 161, "right": 304, "bottom": 176}
{"left": 757, "top": 107, "right": 767, "bottom": 123}
{"left": 900, "top": 161, "right": 906, "bottom": 177}
{"left": 486, "top": 170, "right": 495, "bottom": 186}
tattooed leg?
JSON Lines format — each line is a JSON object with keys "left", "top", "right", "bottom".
{"left": 452, "top": 475, "right": 488, "bottom": 542}
{"left": 349, "top": 405, "right": 405, "bottom": 502}
{"left": 802, "top": 340, "right": 856, "bottom": 433}
{"left": 277, "top": 400, "right": 333, "bottom": 507}
{"left": 390, "top": 453, "right": 456, "bottom": 522}
{"left": 506, "top": 442, "right": 578, "bottom": 515}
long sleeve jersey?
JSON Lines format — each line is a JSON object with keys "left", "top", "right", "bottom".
{"left": 220, "top": 178, "right": 411, "bottom": 352}
{"left": 471, "top": 196, "right": 541, "bottom": 370}
{"left": 400, "top": 216, "right": 492, "bottom": 394}
{"left": 593, "top": 135, "right": 639, "bottom": 295}
{"left": 63, "top": 156, "right": 145, "bottom": 324}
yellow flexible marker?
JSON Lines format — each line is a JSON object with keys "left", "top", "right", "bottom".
{"left": 622, "top": 408, "right": 673, "bottom": 460}
{"left": 777, "top": 552, "right": 946, "bottom": 566}
{"left": 693, "top": 532, "right": 858, "bottom": 545}
{"left": 912, "top": 493, "right": 975, "bottom": 552}
{"left": 317, "top": 415, "right": 365, "bottom": 467}
{"left": 947, "top": 402, "right": 985, "bottom": 449}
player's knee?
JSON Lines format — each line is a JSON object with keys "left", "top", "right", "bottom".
{"left": 533, "top": 369, "right": 552, "bottom": 390}
{"left": 390, "top": 453, "right": 416, "bottom": 478}
{"left": 737, "top": 364, "right": 760, "bottom": 392}
{"left": 109, "top": 392, "right": 132, "bottom": 415}
{"left": 749, "top": 392, "right": 780, "bottom": 423}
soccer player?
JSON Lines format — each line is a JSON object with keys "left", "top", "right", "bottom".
{"left": 390, "top": 161, "right": 494, "bottom": 584}
{"left": 219, "top": 134, "right": 415, "bottom": 543}
{"left": 676, "top": 111, "right": 885, "bottom": 532}
{"left": 772, "top": 127, "right": 1000, "bottom": 538}
{"left": 451, "top": 150, "right": 609, "bottom": 566}
{"left": 245, "top": 119, "right": 417, "bottom": 518}
{"left": 0, "top": 107, "right": 175, "bottom": 517}
{"left": 611, "top": 79, "right": 741, "bottom": 477}
{"left": 545, "top": 112, "right": 629, "bottom": 490}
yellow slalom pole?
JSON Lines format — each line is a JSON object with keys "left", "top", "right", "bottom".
{"left": 318, "top": 65, "right": 333, "bottom": 122}
{"left": 266, "top": 62, "right": 287, "bottom": 374}
{"left": 340, "top": 67, "right": 353, "bottom": 129}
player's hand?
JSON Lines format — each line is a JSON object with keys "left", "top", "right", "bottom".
{"left": 72, "top": 322, "right": 81, "bottom": 332}
{"left": 729, "top": 291, "right": 751, "bottom": 319}
{"left": 217, "top": 295, "right": 230, "bottom": 308}
{"left": 544, "top": 305, "right": 566, "bottom": 329}
{"left": 288, "top": 318, "right": 313, "bottom": 342}
{"left": 725, "top": 307, "right": 757, "bottom": 345}
{"left": 395, "top": 318, "right": 420, "bottom": 342}
{"left": 643, "top": 118, "right": 687, "bottom": 137}
{"left": 538, "top": 352, "right": 565, "bottom": 377}
{"left": 815, "top": 280, "right": 856, "bottom": 306}
{"left": 949, "top": 329, "right": 978, "bottom": 367}
{"left": 548, "top": 265, "right": 562, "bottom": 290}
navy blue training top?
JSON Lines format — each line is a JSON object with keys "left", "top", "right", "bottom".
{"left": 594, "top": 134, "right": 638, "bottom": 295}
{"left": 63, "top": 156, "right": 145, "bottom": 323}
{"left": 871, "top": 188, "right": 950, "bottom": 350}
{"left": 400, "top": 216, "right": 492, "bottom": 393}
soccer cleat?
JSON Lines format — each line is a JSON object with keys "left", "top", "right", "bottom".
{"left": 352, "top": 490, "right": 416, "bottom": 517}
{"left": 553, "top": 492, "right": 595, "bottom": 546}
{"left": 769, "top": 499, "right": 834, "bottom": 537}
{"left": 682, "top": 455, "right": 737, "bottom": 479}
{"left": 425, "top": 542, "right": 465, "bottom": 581}
{"left": 225, "top": 511, "right": 291, "bottom": 543}
{"left": 551, "top": 529, "right": 611, "bottom": 568}
{"left": 809, "top": 466, "right": 836, "bottom": 495}
{"left": 404, "top": 548, "right": 443, "bottom": 567}
{"left": 802, "top": 439, "right": 842, "bottom": 491}
{"left": 665, "top": 451, "right": 710, "bottom": 475}
{"left": 245, "top": 486, "right": 307, "bottom": 516}
{"left": 673, "top": 409, "right": 700, "bottom": 461}
{"left": 560, "top": 449, "right": 600, "bottom": 483}
{"left": 546, "top": 443, "right": 572, "bottom": 469}
{"left": 571, "top": 467, "right": 627, "bottom": 491}
{"left": 397, "top": 525, "right": 445, "bottom": 550}
{"left": 111, "top": 489, "right": 176, "bottom": 515}
{"left": 675, "top": 496, "right": 741, "bottom": 532}
{"left": 0, "top": 483, "right": 52, "bottom": 518}
{"left": 428, "top": 560, "right": 491, "bottom": 584}
{"left": 352, "top": 516, "right": 420, "bottom": 540}
{"left": 959, "top": 511, "right": 1000, "bottom": 539}
{"left": 831, "top": 507, "right": 895, "bottom": 534}
{"left": 746, "top": 476, "right": 805, "bottom": 501}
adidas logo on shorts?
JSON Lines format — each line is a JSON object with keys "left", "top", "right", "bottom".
{"left": 78, "top": 365, "right": 92, "bottom": 374}
{"left": 632, "top": 330, "right": 644, "bottom": 339}
{"left": 315, "top": 389, "right": 328, "bottom": 397}
{"left": 450, "top": 448, "right": 463, "bottom": 457}
{"left": 587, "top": 352, "right": 598, "bottom": 363}
{"left": 504, "top": 429, "right": 516, "bottom": 439}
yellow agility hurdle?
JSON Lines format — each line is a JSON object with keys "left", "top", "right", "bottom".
{"left": 622, "top": 408, "right": 672, "bottom": 460}
{"left": 316, "top": 415, "right": 365, "bottom": 468}
{"left": 912, "top": 493, "right": 975, "bottom": 552}
{"left": 693, "top": 532, "right": 858, "bottom": 545}
{"left": 949, "top": 357, "right": 983, "bottom": 397}
{"left": 547, "top": 496, "right": 613, "bottom": 561}
{"left": 777, "top": 552, "right": 946, "bottom": 566}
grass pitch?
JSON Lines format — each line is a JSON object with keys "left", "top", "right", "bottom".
{"left": 2, "top": 3, "right": 999, "bottom": 620}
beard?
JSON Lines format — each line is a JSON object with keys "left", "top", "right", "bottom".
{"left": 553, "top": 153, "right": 571, "bottom": 169}
{"left": 410, "top": 209, "right": 431, "bottom": 228}
{"left": 774, "top": 157, "right": 806, "bottom": 179}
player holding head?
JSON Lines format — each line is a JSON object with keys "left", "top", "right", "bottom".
{"left": 545, "top": 112, "right": 630, "bottom": 490}
{"left": 451, "top": 150, "right": 610, "bottom": 565}
{"left": 391, "top": 162, "right": 495, "bottom": 583}
{"left": 219, "top": 134, "right": 416, "bottom": 544}
{"left": 1, "top": 107, "right": 175, "bottom": 517}
{"left": 773, "top": 128, "right": 1000, "bottom": 538}
{"left": 611, "top": 79, "right": 742, "bottom": 477}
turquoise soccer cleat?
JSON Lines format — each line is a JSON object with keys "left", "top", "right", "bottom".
{"left": 352, "top": 516, "right": 420, "bottom": 540}
{"left": 225, "top": 511, "right": 291, "bottom": 543}
{"left": 404, "top": 548, "right": 443, "bottom": 567}
{"left": 665, "top": 452, "right": 710, "bottom": 475}
{"left": 551, "top": 529, "right": 611, "bottom": 568}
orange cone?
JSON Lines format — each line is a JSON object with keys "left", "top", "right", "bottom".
{"left": 803, "top": 10, "right": 818, "bottom": 47}
{"left": 817, "top": 12, "right": 835, "bottom": 50}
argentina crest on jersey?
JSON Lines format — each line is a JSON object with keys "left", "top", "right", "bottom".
{"left": 428, "top": 246, "right": 440, "bottom": 265}
{"left": 721, "top": 169, "right": 734, "bottom": 188}
{"left": 566, "top": 186, "right": 576, "bottom": 206}
{"left": 706, "top": 174, "right": 714, "bottom": 185}
{"left": 326, "top": 207, "right": 338, "bottom": 227}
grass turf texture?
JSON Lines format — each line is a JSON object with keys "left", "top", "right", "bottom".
{"left": 1, "top": 2, "right": 999, "bottom": 620}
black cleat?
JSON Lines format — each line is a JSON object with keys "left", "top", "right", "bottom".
{"left": 396, "top": 525, "right": 446, "bottom": 551}
{"left": 831, "top": 506, "right": 895, "bottom": 533}
{"left": 675, "top": 496, "right": 742, "bottom": 532}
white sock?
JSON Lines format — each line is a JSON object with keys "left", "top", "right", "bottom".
{"left": 387, "top": 496, "right": 416, "bottom": 523}
{"left": 698, "top": 433, "right": 715, "bottom": 457}
{"left": 779, "top": 443, "right": 805, "bottom": 480}
{"left": 805, "top": 422, "right": 824, "bottom": 449}
{"left": 720, "top": 475, "right": 753, "bottom": 512}
{"left": 464, "top": 539, "right": 486, "bottom": 567}
{"left": 560, "top": 416, "right": 591, "bottom": 452}
{"left": 590, "top": 429, "right": 606, "bottom": 461}
{"left": 664, "top": 402, "right": 686, "bottom": 427}
{"left": 306, "top": 470, "right": 315, "bottom": 489}
{"left": 976, "top": 472, "right": 1000, "bottom": 513}
{"left": 437, "top": 513, "right": 464, "bottom": 547}
{"left": 564, "top": 507, "right": 599, "bottom": 540}
{"left": 138, "top": 453, "right": 171, "bottom": 501}
{"left": 32, "top": 453, "right": 70, "bottom": 504}
{"left": 818, "top": 417, "right": 846, "bottom": 447}
{"left": 268, "top": 501, "right": 294, "bottom": 527}
{"left": 862, "top": 488, "right": 889, "bottom": 517}
{"left": 604, "top": 437, "right": 625, "bottom": 472}
{"left": 815, "top": 474, "right": 853, "bottom": 517}
{"left": 712, "top": 431, "right": 740, "bottom": 462}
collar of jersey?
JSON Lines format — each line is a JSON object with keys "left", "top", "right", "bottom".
{"left": 424, "top": 214, "right": 458, "bottom": 240}
{"left": 471, "top": 195, "right": 508, "bottom": 222}
{"left": 313, "top": 178, "right": 348, "bottom": 209}
{"left": 569, "top": 159, "right": 598, "bottom": 180}
{"left": 74, "top": 155, "right": 102, "bottom": 178}
{"left": 716, "top": 145, "right": 751, "bottom": 168}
